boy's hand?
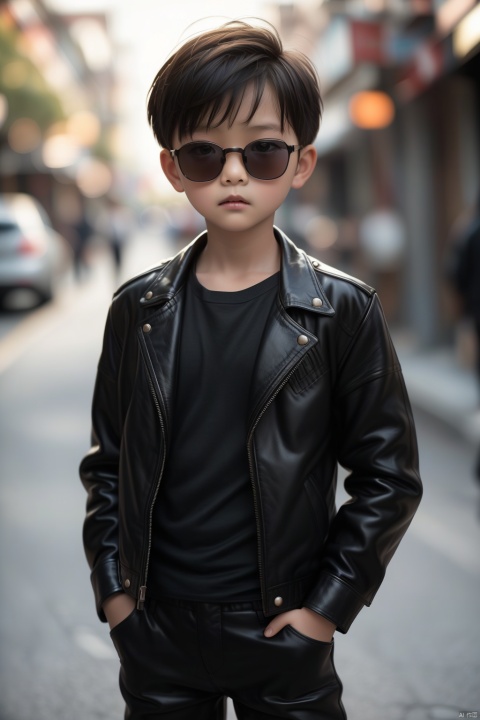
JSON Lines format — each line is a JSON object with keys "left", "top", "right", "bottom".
{"left": 103, "top": 592, "right": 136, "bottom": 631}
{"left": 264, "top": 607, "right": 336, "bottom": 642}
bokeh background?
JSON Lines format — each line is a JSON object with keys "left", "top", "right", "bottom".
{"left": 0, "top": 1, "right": 479, "bottom": 719}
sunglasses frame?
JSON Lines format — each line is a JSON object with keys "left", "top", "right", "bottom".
{"left": 170, "top": 139, "right": 303, "bottom": 182}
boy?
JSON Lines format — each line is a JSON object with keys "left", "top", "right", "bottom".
{"left": 80, "top": 20, "right": 422, "bottom": 720}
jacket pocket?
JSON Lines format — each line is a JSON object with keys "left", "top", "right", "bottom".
{"left": 288, "top": 348, "right": 326, "bottom": 394}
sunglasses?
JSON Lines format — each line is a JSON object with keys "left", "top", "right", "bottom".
{"left": 170, "top": 139, "right": 302, "bottom": 182}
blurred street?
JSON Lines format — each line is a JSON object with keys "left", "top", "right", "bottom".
{"left": 1, "top": 2, "right": 480, "bottom": 719}
{"left": 0, "top": 232, "right": 479, "bottom": 720}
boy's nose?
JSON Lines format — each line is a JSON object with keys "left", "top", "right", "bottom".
{"left": 219, "top": 150, "right": 248, "bottom": 183}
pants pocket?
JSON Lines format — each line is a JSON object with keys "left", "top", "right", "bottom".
{"left": 283, "top": 623, "right": 334, "bottom": 647}
{"left": 109, "top": 607, "right": 147, "bottom": 667}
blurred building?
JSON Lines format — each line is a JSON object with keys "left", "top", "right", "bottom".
{"left": 277, "top": 0, "right": 480, "bottom": 353}
{"left": 0, "top": 0, "right": 118, "bottom": 248}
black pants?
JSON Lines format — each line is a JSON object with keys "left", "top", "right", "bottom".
{"left": 110, "top": 598, "right": 347, "bottom": 719}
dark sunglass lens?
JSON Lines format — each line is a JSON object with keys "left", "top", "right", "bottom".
{"left": 178, "top": 143, "right": 223, "bottom": 181}
{"left": 244, "top": 140, "right": 289, "bottom": 180}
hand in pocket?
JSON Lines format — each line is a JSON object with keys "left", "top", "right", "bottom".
{"left": 264, "top": 607, "right": 336, "bottom": 642}
{"left": 103, "top": 592, "right": 137, "bottom": 631}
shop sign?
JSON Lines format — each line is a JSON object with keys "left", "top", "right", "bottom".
{"left": 351, "top": 21, "right": 385, "bottom": 64}
{"left": 395, "top": 38, "right": 446, "bottom": 101}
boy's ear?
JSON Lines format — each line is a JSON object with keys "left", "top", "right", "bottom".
{"left": 291, "top": 145, "right": 317, "bottom": 190}
{"left": 160, "top": 149, "right": 185, "bottom": 193}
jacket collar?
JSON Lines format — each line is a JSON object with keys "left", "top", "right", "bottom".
{"left": 139, "top": 227, "right": 334, "bottom": 317}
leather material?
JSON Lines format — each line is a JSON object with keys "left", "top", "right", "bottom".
{"left": 80, "top": 228, "right": 422, "bottom": 631}
{"left": 110, "top": 599, "right": 347, "bottom": 719}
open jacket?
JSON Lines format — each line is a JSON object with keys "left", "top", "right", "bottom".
{"left": 80, "top": 228, "right": 422, "bottom": 634}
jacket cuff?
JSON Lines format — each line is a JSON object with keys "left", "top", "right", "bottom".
{"left": 304, "top": 573, "right": 368, "bottom": 634}
{"left": 90, "top": 557, "right": 123, "bottom": 622}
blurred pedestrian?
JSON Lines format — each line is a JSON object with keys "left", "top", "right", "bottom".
{"left": 358, "top": 205, "right": 406, "bottom": 322}
{"left": 104, "top": 198, "right": 131, "bottom": 281}
{"left": 80, "top": 20, "right": 422, "bottom": 720}
{"left": 449, "top": 193, "right": 480, "bottom": 387}
{"left": 448, "top": 192, "right": 480, "bottom": 481}
{"left": 72, "top": 212, "right": 93, "bottom": 281}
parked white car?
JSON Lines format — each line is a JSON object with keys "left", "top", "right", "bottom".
{"left": 0, "top": 192, "right": 72, "bottom": 308}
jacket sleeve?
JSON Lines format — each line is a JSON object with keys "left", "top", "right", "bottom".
{"left": 79, "top": 305, "right": 124, "bottom": 622}
{"left": 304, "top": 293, "right": 422, "bottom": 633}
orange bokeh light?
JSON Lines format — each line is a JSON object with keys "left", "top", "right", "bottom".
{"left": 348, "top": 91, "right": 395, "bottom": 129}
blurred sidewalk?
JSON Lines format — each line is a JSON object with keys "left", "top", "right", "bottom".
{"left": 395, "top": 334, "right": 480, "bottom": 446}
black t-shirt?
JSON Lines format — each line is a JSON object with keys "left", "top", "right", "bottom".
{"left": 149, "top": 267, "right": 279, "bottom": 601}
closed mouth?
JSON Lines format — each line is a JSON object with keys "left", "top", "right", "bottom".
{"left": 219, "top": 196, "right": 249, "bottom": 205}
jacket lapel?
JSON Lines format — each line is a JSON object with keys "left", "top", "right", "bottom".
{"left": 247, "top": 229, "right": 334, "bottom": 431}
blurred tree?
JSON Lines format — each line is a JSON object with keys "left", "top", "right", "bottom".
{"left": 0, "top": 24, "right": 64, "bottom": 136}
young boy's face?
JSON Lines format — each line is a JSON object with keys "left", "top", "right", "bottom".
{"left": 160, "top": 83, "right": 317, "bottom": 238}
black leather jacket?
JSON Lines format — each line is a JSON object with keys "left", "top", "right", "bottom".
{"left": 80, "top": 228, "right": 422, "bottom": 633}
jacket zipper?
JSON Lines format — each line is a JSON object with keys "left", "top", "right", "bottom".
{"left": 136, "top": 371, "right": 167, "bottom": 610}
{"left": 247, "top": 359, "right": 308, "bottom": 614}
{"left": 139, "top": 313, "right": 311, "bottom": 612}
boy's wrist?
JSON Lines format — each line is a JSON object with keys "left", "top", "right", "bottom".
{"left": 301, "top": 607, "right": 336, "bottom": 638}
{"left": 103, "top": 591, "right": 136, "bottom": 630}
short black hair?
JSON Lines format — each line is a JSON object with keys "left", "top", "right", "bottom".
{"left": 147, "top": 20, "right": 322, "bottom": 149}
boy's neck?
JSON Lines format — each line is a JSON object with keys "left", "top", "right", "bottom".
{"left": 195, "top": 224, "right": 281, "bottom": 292}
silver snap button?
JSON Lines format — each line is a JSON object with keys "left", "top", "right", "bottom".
{"left": 145, "top": 291, "right": 153, "bottom": 300}
{"left": 143, "top": 323, "right": 152, "bottom": 333}
{"left": 312, "top": 260, "right": 320, "bottom": 268}
{"left": 124, "top": 578, "right": 131, "bottom": 589}
{"left": 274, "top": 596, "right": 283, "bottom": 607}
{"left": 297, "top": 335, "right": 309, "bottom": 346}
{"left": 312, "top": 297, "right": 323, "bottom": 307}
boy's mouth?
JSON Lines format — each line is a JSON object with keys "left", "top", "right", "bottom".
{"left": 219, "top": 195, "right": 249, "bottom": 205}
